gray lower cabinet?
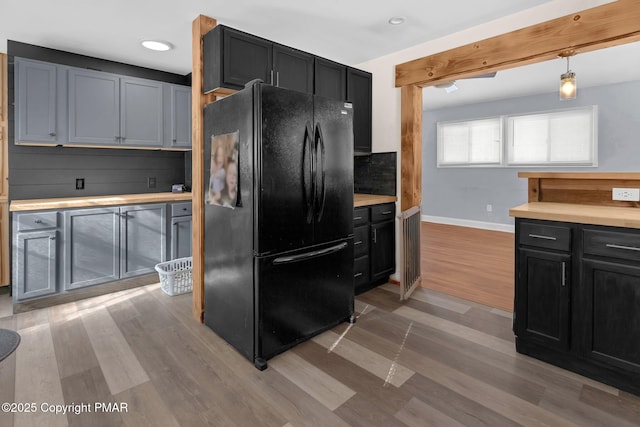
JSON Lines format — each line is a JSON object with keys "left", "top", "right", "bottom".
{"left": 64, "top": 207, "right": 119, "bottom": 290}
{"left": 13, "top": 211, "right": 60, "bottom": 300}
{"left": 171, "top": 216, "right": 192, "bottom": 259}
{"left": 120, "top": 204, "right": 166, "bottom": 278}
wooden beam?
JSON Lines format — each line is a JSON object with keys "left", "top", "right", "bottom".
{"left": 396, "top": 0, "right": 640, "bottom": 87}
{"left": 192, "top": 15, "right": 217, "bottom": 323}
{"left": 400, "top": 85, "right": 422, "bottom": 211}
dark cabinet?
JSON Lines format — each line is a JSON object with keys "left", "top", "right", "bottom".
{"left": 514, "top": 218, "right": 640, "bottom": 395}
{"left": 347, "top": 68, "right": 372, "bottom": 154}
{"left": 515, "top": 248, "right": 571, "bottom": 351}
{"left": 353, "top": 203, "right": 395, "bottom": 294}
{"left": 273, "top": 45, "right": 313, "bottom": 94}
{"left": 204, "top": 25, "right": 273, "bottom": 93}
{"left": 314, "top": 57, "right": 346, "bottom": 100}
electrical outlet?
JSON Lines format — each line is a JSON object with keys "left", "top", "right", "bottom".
{"left": 75, "top": 178, "right": 85, "bottom": 190}
{"left": 486, "top": 204, "right": 493, "bottom": 213}
{"left": 148, "top": 177, "right": 156, "bottom": 189}
{"left": 612, "top": 188, "right": 640, "bottom": 201}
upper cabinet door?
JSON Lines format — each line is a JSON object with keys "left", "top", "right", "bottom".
{"left": 68, "top": 69, "right": 120, "bottom": 145}
{"left": 170, "top": 85, "right": 192, "bottom": 148}
{"left": 120, "top": 77, "right": 164, "bottom": 147}
{"left": 314, "top": 57, "right": 346, "bottom": 101}
{"left": 204, "top": 25, "right": 273, "bottom": 92}
{"left": 347, "top": 68, "right": 372, "bottom": 154}
{"left": 273, "top": 45, "right": 313, "bottom": 94}
{"left": 15, "top": 58, "right": 58, "bottom": 144}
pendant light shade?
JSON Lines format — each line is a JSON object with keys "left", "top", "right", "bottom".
{"left": 559, "top": 55, "right": 577, "bottom": 100}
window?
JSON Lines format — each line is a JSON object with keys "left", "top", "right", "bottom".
{"left": 507, "top": 106, "right": 597, "bottom": 165}
{"left": 436, "top": 106, "right": 597, "bottom": 167}
{"left": 437, "top": 118, "right": 502, "bottom": 166}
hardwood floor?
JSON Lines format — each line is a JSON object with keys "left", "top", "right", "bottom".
{"left": 420, "top": 222, "right": 515, "bottom": 312}
{"left": 1, "top": 282, "right": 639, "bottom": 426}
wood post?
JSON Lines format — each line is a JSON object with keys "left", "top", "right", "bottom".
{"left": 192, "top": 15, "right": 217, "bottom": 322}
{"left": 400, "top": 85, "right": 422, "bottom": 211}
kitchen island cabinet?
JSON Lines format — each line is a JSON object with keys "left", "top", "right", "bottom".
{"left": 511, "top": 172, "right": 640, "bottom": 396}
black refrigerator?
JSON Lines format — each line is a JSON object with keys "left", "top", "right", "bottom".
{"left": 203, "top": 82, "right": 355, "bottom": 370}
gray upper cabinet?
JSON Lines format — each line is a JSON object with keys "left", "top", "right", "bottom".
{"left": 120, "top": 204, "right": 166, "bottom": 278}
{"left": 120, "top": 77, "right": 164, "bottom": 147}
{"left": 169, "top": 85, "right": 192, "bottom": 148}
{"left": 68, "top": 68, "right": 120, "bottom": 145}
{"left": 15, "top": 58, "right": 58, "bottom": 144}
{"left": 64, "top": 207, "right": 120, "bottom": 290}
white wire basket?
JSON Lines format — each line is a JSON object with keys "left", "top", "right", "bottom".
{"left": 155, "top": 256, "right": 193, "bottom": 296}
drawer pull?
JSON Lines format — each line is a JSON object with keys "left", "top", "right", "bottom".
{"left": 354, "top": 272, "right": 363, "bottom": 278}
{"left": 605, "top": 243, "right": 640, "bottom": 252}
{"left": 34, "top": 219, "right": 43, "bottom": 224}
{"left": 354, "top": 216, "right": 363, "bottom": 221}
{"left": 354, "top": 241, "right": 363, "bottom": 246}
{"left": 381, "top": 210, "right": 392, "bottom": 215}
{"left": 528, "top": 233, "right": 557, "bottom": 241}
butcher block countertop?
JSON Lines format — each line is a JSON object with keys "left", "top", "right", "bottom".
{"left": 354, "top": 194, "right": 397, "bottom": 208}
{"left": 509, "top": 202, "right": 640, "bottom": 229}
{"left": 10, "top": 192, "right": 192, "bottom": 212}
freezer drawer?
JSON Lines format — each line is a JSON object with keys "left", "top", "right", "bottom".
{"left": 255, "top": 238, "right": 354, "bottom": 364}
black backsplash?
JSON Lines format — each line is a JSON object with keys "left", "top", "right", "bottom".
{"left": 354, "top": 152, "right": 396, "bottom": 196}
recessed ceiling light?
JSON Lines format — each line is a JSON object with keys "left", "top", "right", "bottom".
{"left": 141, "top": 40, "right": 173, "bottom": 51}
{"left": 388, "top": 16, "right": 406, "bottom": 25}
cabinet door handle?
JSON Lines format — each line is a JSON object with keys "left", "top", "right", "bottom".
{"left": 48, "top": 132, "right": 56, "bottom": 137}
{"left": 561, "top": 262, "right": 566, "bottom": 287}
{"left": 373, "top": 229, "right": 377, "bottom": 243}
{"left": 605, "top": 243, "right": 640, "bottom": 252}
{"left": 270, "top": 69, "right": 274, "bottom": 85}
{"left": 354, "top": 272, "right": 363, "bottom": 278}
{"left": 354, "top": 241, "right": 363, "bottom": 246}
{"left": 528, "top": 233, "right": 557, "bottom": 241}
{"left": 276, "top": 71, "right": 280, "bottom": 87}
{"left": 49, "top": 236, "right": 56, "bottom": 240}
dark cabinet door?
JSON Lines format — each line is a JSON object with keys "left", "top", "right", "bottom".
{"left": 273, "top": 45, "right": 313, "bottom": 94}
{"left": 314, "top": 57, "right": 346, "bottom": 101}
{"left": 223, "top": 27, "right": 272, "bottom": 89}
{"left": 580, "top": 259, "right": 640, "bottom": 373}
{"left": 347, "top": 68, "right": 372, "bottom": 154}
{"left": 371, "top": 219, "right": 395, "bottom": 282}
{"left": 515, "top": 248, "right": 571, "bottom": 351}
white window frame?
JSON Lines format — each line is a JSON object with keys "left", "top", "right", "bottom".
{"left": 506, "top": 106, "right": 598, "bottom": 167}
{"left": 435, "top": 106, "right": 598, "bottom": 168}
{"left": 436, "top": 117, "right": 503, "bottom": 167}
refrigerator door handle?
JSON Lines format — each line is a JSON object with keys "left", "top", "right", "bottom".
{"left": 314, "top": 123, "right": 326, "bottom": 222}
{"left": 272, "top": 242, "right": 348, "bottom": 265}
{"left": 303, "top": 122, "right": 315, "bottom": 224}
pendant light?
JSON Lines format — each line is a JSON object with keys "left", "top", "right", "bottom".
{"left": 559, "top": 52, "right": 577, "bottom": 100}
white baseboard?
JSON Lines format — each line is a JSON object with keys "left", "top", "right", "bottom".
{"left": 421, "top": 215, "right": 514, "bottom": 233}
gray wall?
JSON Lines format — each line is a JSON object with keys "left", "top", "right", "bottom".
{"left": 422, "top": 80, "right": 640, "bottom": 226}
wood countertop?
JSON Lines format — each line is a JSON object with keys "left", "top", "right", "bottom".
{"left": 10, "top": 192, "right": 192, "bottom": 212}
{"left": 509, "top": 202, "right": 640, "bottom": 229}
{"left": 11, "top": 192, "right": 395, "bottom": 211}
{"left": 518, "top": 172, "right": 640, "bottom": 180}
{"left": 354, "top": 194, "right": 397, "bottom": 207}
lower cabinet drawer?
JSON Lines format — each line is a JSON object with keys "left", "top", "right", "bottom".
{"left": 16, "top": 212, "right": 58, "bottom": 232}
{"left": 354, "top": 256, "right": 370, "bottom": 288}
{"left": 519, "top": 220, "right": 571, "bottom": 252}
{"left": 354, "top": 225, "right": 369, "bottom": 258}
{"left": 583, "top": 228, "right": 640, "bottom": 262}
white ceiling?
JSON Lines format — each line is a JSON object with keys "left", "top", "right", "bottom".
{"left": 1, "top": 0, "right": 553, "bottom": 75}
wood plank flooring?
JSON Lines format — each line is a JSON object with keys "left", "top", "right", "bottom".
{"left": 1, "top": 282, "right": 639, "bottom": 426}
{"left": 420, "top": 222, "right": 515, "bottom": 311}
